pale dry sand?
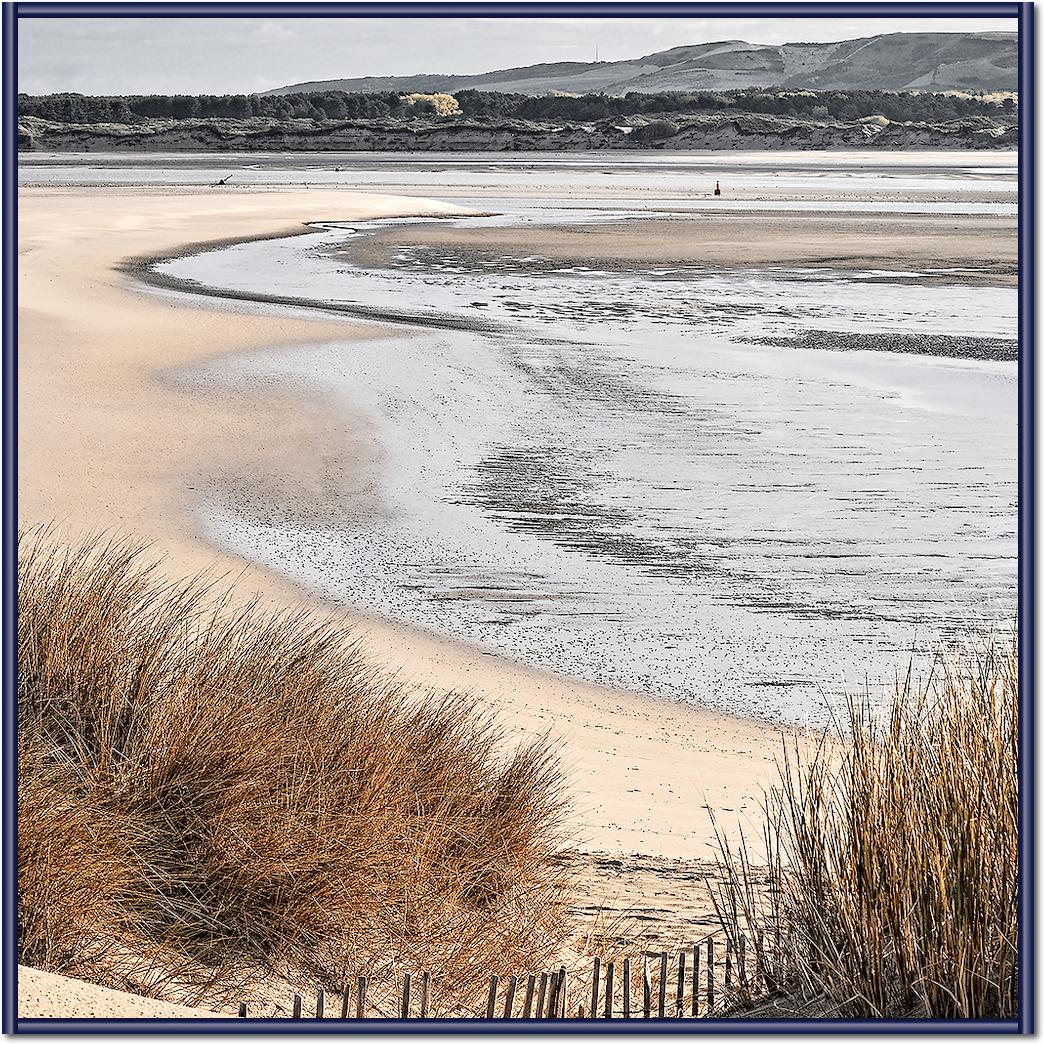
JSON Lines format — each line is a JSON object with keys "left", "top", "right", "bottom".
{"left": 18, "top": 186, "right": 783, "bottom": 1018}
{"left": 19, "top": 186, "right": 782, "bottom": 861}
{"left": 18, "top": 965, "right": 221, "bottom": 1019}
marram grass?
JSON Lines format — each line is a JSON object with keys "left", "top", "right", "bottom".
{"left": 17, "top": 531, "right": 1019, "bottom": 1019}
{"left": 17, "top": 533, "right": 571, "bottom": 1012}
{"left": 713, "top": 634, "right": 1019, "bottom": 1019}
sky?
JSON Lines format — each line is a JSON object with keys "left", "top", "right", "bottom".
{"left": 18, "top": 14, "right": 1016, "bottom": 95}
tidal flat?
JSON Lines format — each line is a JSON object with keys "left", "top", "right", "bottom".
{"left": 122, "top": 150, "right": 1021, "bottom": 726}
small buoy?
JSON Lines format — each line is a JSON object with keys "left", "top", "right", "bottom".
{"left": 713, "top": 180, "right": 721, "bottom": 197}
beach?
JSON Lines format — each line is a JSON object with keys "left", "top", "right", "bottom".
{"left": 18, "top": 164, "right": 1017, "bottom": 835}
{"left": 18, "top": 183, "right": 781, "bottom": 886}
{"left": 14, "top": 8, "right": 1024, "bottom": 1022}
{"left": 17, "top": 966, "right": 219, "bottom": 1020}
{"left": 17, "top": 159, "right": 1016, "bottom": 1015}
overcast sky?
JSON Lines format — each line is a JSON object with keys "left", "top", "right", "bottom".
{"left": 18, "top": 14, "right": 1016, "bottom": 95}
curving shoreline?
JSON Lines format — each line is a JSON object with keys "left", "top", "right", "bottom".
{"left": 19, "top": 185, "right": 782, "bottom": 868}
{"left": 154, "top": 196, "right": 1016, "bottom": 727}
{"left": 18, "top": 174, "right": 1015, "bottom": 1018}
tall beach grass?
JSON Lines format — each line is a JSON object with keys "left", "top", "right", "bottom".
{"left": 17, "top": 531, "right": 1019, "bottom": 1019}
{"left": 17, "top": 533, "right": 572, "bottom": 1011}
{"left": 713, "top": 635, "right": 1019, "bottom": 1019}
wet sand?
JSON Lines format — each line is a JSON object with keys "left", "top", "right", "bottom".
{"left": 153, "top": 191, "right": 1015, "bottom": 724}
{"left": 351, "top": 211, "right": 1017, "bottom": 285}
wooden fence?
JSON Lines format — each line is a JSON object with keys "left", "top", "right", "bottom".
{"left": 237, "top": 932, "right": 774, "bottom": 1019}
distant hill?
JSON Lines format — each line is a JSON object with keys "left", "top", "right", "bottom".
{"left": 266, "top": 32, "right": 1017, "bottom": 97}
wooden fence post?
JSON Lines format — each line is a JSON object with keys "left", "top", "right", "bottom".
{"left": 341, "top": 983, "right": 351, "bottom": 1019}
{"left": 549, "top": 968, "right": 564, "bottom": 1019}
{"left": 590, "top": 956, "right": 601, "bottom": 1019}
{"left": 356, "top": 975, "right": 367, "bottom": 1019}
{"left": 739, "top": 935, "right": 747, "bottom": 988}
{"left": 622, "top": 958, "right": 631, "bottom": 1019}
{"left": 486, "top": 975, "right": 499, "bottom": 1019}
{"left": 676, "top": 951, "right": 686, "bottom": 1017}
{"left": 401, "top": 973, "right": 411, "bottom": 1018}
{"left": 420, "top": 971, "right": 431, "bottom": 1019}
{"left": 522, "top": 974, "right": 536, "bottom": 1018}
{"left": 725, "top": 939, "right": 733, "bottom": 992}
{"left": 503, "top": 975, "right": 518, "bottom": 1019}
{"left": 238, "top": 1002, "right": 247, "bottom": 1018}
{"left": 535, "top": 972, "right": 548, "bottom": 1019}
{"left": 658, "top": 952, "right": 668, "bottom": 1018}
{"left": 558, "top": 968, "right": 568, "bottom": 1018}
{"left": 642, "top": 956, "right": 652, "bottom": 1018}
{"left": 292, "top": 994, "right": 302, "bottom": 1019}
{"left": 604, "top": 962, "right": 614, "bottom": 1019}
{"left": 691, "top": 945, "right": 701, "bottom": 1017}
{"left": 316, "top": 989, "right": 325, "bottom": 1019}
{"left": 706, "top": 939, "right": 715, "bottom": 1012}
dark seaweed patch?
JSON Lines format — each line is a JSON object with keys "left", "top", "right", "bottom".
{"left": 741, "top": 330, "right": 1017, "bottom": 361}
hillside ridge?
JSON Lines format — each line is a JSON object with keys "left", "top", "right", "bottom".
{"left": 265, "top": 31, "right": 1018, "bottom": 96}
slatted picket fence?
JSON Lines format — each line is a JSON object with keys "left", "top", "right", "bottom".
{"left": 236, "top": 931, "right": 776, "bottom": 1019}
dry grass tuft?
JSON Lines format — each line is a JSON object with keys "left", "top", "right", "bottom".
{"left": 17, "top": 532, "right": 572, "bottom": 1012}
{"left": 713, "top": 634, "right": 1019, "bottom": 1019}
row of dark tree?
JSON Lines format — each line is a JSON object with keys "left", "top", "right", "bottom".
{"left": 454, "top": 88, "right": 1015, "bottom": 123}
{"left": 18, "top": 87, "right": 1015, "bottom": 125}
{"left": 18, "top": 91, "right": 410, "bottom": 122}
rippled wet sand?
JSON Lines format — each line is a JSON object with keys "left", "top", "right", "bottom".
{"left": 156, "top": 166, "right": 1018, "bottom": 726}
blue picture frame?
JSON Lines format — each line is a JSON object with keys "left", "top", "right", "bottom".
{"left": 2, "top": 1, "right": 1034, "bottom": 1033}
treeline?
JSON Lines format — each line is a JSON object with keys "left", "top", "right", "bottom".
{"left": 455, "top": 88, "right": 1015, "bottom": 123}
{"left": 18, "top": 91, "right": 411, "bottom": 122}
{"left": 19, "top": 87, "right": 1016, "bottom": 125}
